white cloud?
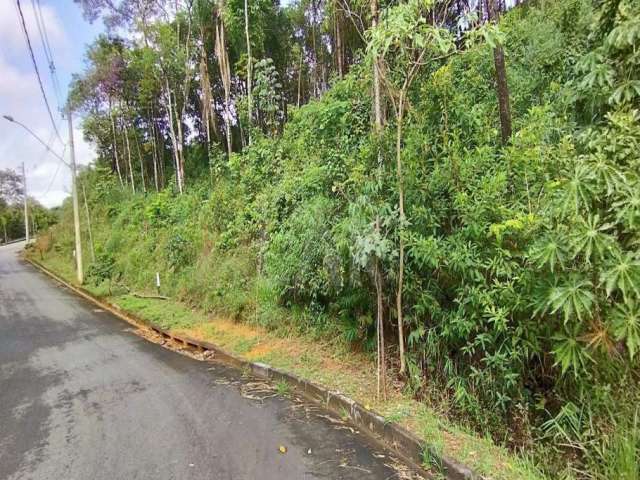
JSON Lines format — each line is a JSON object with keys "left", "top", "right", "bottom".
{"left": 0, "top": 2, "right": 96, "bottom": 209}
{"left": 0, "top": 1, "right": 67, "bottom": 57}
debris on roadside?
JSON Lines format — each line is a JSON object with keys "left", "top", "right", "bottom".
{"left": 240, "top": 381, "right": 278, "bottom": 402}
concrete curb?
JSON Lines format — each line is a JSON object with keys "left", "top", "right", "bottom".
{"left": 1, "top": 237, "right": 27, "bottom": 246}
{"left": 25, "top": 256, "right": 479, "bottom": 480}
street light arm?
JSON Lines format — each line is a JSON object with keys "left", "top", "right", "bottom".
{"left": 2, "top": 114, "right": 70, "bottom": 167}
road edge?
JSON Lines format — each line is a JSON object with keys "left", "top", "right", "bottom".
{"left": 24, "top": 255, "right": 479, "bottom": 480}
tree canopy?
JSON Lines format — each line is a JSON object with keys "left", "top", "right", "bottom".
{"left": 47, "top": 1, "right": 640, "bottom": 478}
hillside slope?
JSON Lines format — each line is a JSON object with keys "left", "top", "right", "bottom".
{"left": 43, "top": 1, "right": 640, "bottom": 477}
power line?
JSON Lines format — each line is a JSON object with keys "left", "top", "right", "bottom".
{"left": 40, "top": 120, "right": 67, "bottom": 198}
{"left": 27, "top": 121, "right": 67, "bottom": 201}
{"left": 42, "top": 145, "right": 67, "bottom": 198}
{"left": 35, "top": 0, "right": 55, "bottom": 63}
{"left": 30, "top": 1, "right": 52, "bottom": 71}
{"left": 31, "top": 0, "right": 64, "bottom": 110}
{"left": 15, "top": 0, "right": 64, "bottom": 144}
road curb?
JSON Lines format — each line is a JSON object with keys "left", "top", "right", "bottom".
{"left": 25, "top": 256, "right": 479, "bottom": 480}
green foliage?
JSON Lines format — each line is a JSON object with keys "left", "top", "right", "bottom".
{"left": 0, "top": 168, "right": 56, "bottom": 242}
{"left": 47, "top": 1, "right": 640, "bottom": 478}
{"left": 252, "top": 57, "right": 283, "bottom": 134}
{"left": 86, "top": 251, "right": 116, "bottom": 287}
{"left": 266, "top": 195, "right": 339, "bottom": 304}
{"left": 166, "top": 228, "right": 196, "bottom": 270}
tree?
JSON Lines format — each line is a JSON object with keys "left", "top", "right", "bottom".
{"left": 487, "top": 0, "right": 512, "bottom": 144}
{"left": 252, "top": 58, "right": 283, "bottom": 135}
{"left": 0, "top": 214, "right": 7, "bottom": 244}
{"left": 0, "top": 169, "right": 24, "bottom": 204}
{"left": 215, "top": 0, "right": 234, "bottom": 156}
{"left": 369, "top": 0, "right": 386, "bottom": 399}
{"left": 244, "top": 0, "right": 253, "bottom": 143}
{"left": 368, "top": 0, "right": 455, "bottom": 374}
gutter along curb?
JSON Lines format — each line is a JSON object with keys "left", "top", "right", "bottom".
{"left": 25, "top": 256, "right": 479, "bottom": 480}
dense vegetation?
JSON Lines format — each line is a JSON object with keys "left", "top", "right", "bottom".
{"left": 45, "top": 0, "right": 639, "bottom": 477}
{"left": 0, "top": 168, "right": 55, "bottom": 243}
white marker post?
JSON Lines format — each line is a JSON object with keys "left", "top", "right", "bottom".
{"left": 156, "top": 272, "right": 161, "bottom": 295}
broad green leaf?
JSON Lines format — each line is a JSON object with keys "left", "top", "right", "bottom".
{"left": 546, "top": 276, "right": 595, "bottom": 324}
{"left": 611, "top": 302, "right": 640, "bottom": 360}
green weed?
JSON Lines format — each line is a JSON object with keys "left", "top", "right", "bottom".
{"left": 275, "top": 380, "right": 291, "bottom": 397}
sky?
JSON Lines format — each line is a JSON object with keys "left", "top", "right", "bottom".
{"left": 0, "top": 1, "right": 103, "bottom": 208}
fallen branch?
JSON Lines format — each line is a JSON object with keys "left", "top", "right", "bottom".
{"left": 133, "top": 292, "right": 169, "bottom": 300}
{"left": 114, "top": 281, "right": 131, "bottom": 292}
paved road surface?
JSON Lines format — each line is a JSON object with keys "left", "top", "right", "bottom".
{"left": 0, "top": 243, "right": 403, "bottom": 479}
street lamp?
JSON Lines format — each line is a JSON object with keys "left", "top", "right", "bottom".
{"left": 3, "top": 111, "right": 83, "bottom": 284}
{"left": 3, "top": 115, "right": 68, "bottom": 166}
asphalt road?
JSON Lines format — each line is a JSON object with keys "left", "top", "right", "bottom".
{"left": 0, "top": 242, "right": 406, "bottom": 480}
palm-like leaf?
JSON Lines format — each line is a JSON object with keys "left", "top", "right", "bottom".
{"left": 612, "top": 185, "right": 640, "bottom": 230}
{"left": 529, "top": 235, "right": 568, "bottom": 273}
{"left": 588, "top": 153, "right": 626, "bottom": 196}
{"left": 558, "top": 163, "right": 598, "bottom": 217}
{"left": 546, "top": 275, "right": 595, "bottom": 324}
{"left": 611, "top": 301, "right": 640, "bottom": 360}
{"left": 600, "top": 252, "right": 640, "bottom": 301}
{"left": 569, "top": 214, "right": 615, "bottom": 264}
{"left": 552, "top": 333, "right": 593, "bottom": 377}
{"left": 581, "top": 318, "right": 617, "bottom": 356}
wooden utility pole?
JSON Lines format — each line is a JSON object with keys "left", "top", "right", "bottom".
{"left": 68, "top": 109, "right": 84, "bottom": 284}
{"left": 21, "top": 162, "right": 29, "bottom": 243}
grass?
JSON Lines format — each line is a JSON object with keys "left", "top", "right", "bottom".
{"left": 275, "top": 380, "right": 291, "bottom": 397}
{"left": 33, "top": 250, "right": 548, "bottom": 480}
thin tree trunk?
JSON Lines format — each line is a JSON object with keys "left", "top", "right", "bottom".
{"left": 151, "top": 130, "right": 159, "bottom": 191}
{"left": 177, "top": 10, "right": 193, "bottom": 189}
{"left": 132, "top": 127, "right": 147, "bottom": 193}
{"left": 371, "top": 0, "right": 388, "bottom": 391}
{"left": 297, "top": 45, "right": 304, "bottom": 108}
{"left": 311, "top": 0, "right": 318, "bottom": 97}
{"left": 199, "top": 44, "right": 213, "bottom": 146}
{"left": 493, "top": 45, "right": 512, "bottom": 143}
{"left": 395, "top": 96, "right": 406, "bottom": 375}
{"left": 158, "top": 121, "right": 165, "bottom": 189}
{"left": 334, "top": 1, "right": 343, "bottom": 78}
{"left": 109, "top": 102, "right": 124, "bottom": 186}
{"left": 154, "top": 116, "right": 165, "bottom": 189}
{"left": 165, "top": 78, "right": 183, "bottom": 193}
{"left": 487, "top": 0, "right": 512, "bottom": 144}
{"left": 149, "top": 111, "right": 159, "bottom": 191}
{"left": 174, "top": 91, "right": 186, "bottom": 188}
{"left": 81, "top": 183, "right": 95, "bottom": 263}
{"left": 244, "top": 0, "right": 252, "bottom": 144}
{"left": 371, "top": 0, "right": 383, "bottom": 129}
{"left": 375, "top": 218, "right": 386, "bottom": 400}
{"left": 122, "top": 117, "right": 136, "bottom": 194}
{"left": 215, "top": 4, "right": 233, "bottom": 157}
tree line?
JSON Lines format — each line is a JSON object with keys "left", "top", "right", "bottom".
{"left": 51, "top": 0, "right": 640, "bottom": 477}
{"left": 70, "top": 0, "right": 516, "bottom": 195}
{"left": 70, "top": 0, "right": 519, "bottom": 376}
{"left": 0, "top": 169, "right": 56, "bottom": 243}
